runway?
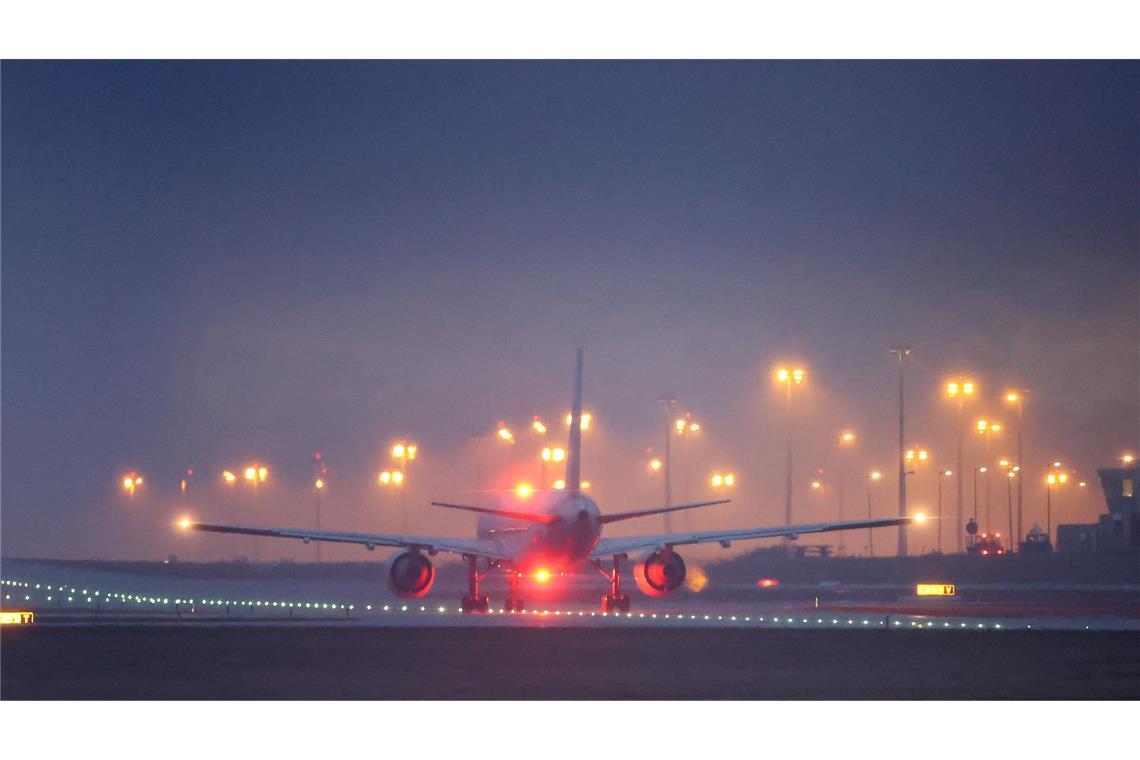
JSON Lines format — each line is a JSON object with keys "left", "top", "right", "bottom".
{"left": 5, "top": 624, "right": 1140, "bottom": 699}
{"left": 5, "top": 559, "right": 1140, "bottom": 698}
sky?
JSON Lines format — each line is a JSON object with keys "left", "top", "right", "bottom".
{"left": 2, "top": 60, "right": 1137, "bottom": 560}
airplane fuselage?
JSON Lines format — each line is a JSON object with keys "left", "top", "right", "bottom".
{"left": 476, "top": 491, "right": 602, "bottom": 572}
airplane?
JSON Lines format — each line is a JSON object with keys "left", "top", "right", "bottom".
{"left": 179, "top": 349, "right": 915, "bottom": 613}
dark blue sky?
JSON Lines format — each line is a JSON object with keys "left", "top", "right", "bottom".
{"left": 3, "top": 61, "right": 1136, "bottom": 559}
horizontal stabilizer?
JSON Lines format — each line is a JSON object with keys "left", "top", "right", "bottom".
{"left": 430, "top": 502, "right": 559, "bottom": 524}
{"left": 599, "top": 499, "right": 729, "bottom": 525}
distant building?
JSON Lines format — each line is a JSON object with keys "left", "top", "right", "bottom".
{"left": 1056, "top": 465, "right": 1139, "bottom": 553}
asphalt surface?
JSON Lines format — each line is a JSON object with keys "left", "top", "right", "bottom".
{"left": 4, "top": 624, "right": 1139, "bottom": 699}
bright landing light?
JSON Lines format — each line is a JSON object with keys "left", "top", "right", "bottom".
{"left": 533, "top": 569, "right": 552, "bottom": 583}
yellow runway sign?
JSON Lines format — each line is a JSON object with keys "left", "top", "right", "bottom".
{"left": 0, "top": 611, "right": 35, "bottom": 624}
{"left": 916, "top": 584, "right": 956, "bottom": 597}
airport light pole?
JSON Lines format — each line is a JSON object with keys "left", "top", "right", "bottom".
{"left": 1005, "top": 390, "right": 1026, "bottom": 548}
{"left": 1045, "top": 470, "right": 1068, "bottom": 547}
{"left": 674, "top": 413, "right": 701, "bottom": 520}
{"left": 937, "top": 469, "right": 952, "bottom": 553}
{"left": 1005, "top": 468, "right": 1017, "bottom": 551}
{"left": 313, "top": 452, "right": 328, "bottom": 562}
{"left": 890, "top": 346, "right": 911, "bottom": 557}
{"left": 656, "top": 396, "right": 678, "bottom": 531}
{"left": 975, "top": 420, "right": 1002, "bottom": 531}
{"left": 775, "top": 367, "right": 806, "bottom": 535}
{"left": 866, "top": 470, "right": 882, "bottom": 556}
{"left": 972, "top": 465, "right": 987, "bottom": 525}
{"left": 837, "top": 431, "right": 856, "bottom": 554}
{"left": 391, "top": 442, "right": 417, "bottom": 532}
{"left": 946, "top": 377, "right": 977, "bottom": 552}
{"left": 244, "top": 464, "right": 268, "bottom": 560}
{"left": 222, "top": 469, "right": 237, "bottom": 560}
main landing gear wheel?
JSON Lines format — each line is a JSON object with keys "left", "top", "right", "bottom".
{"left": 461, "top": 594, "right": 490, "bottom": 613}
{"left": 602, "top": 594, "right": 630, "bottom": 613}
{"left": 461, "top": 555, "right": 490, "bottom": 613}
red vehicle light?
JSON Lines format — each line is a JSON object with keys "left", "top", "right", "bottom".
{"left": 757, "top": 578, "right": 780, "bottom": 588}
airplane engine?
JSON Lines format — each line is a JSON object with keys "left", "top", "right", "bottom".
{"left": 633, "top": 549, "right": 686, "bottom": 597}
{"left": 387, "top": 551, "right": 436, "bottom": 598}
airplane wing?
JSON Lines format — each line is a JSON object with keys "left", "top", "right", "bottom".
{"left": 590, "top": 516, "right": 913, "bottom": 559}
{"left": 181, "top": 521, "right": 513, "bottom": 560}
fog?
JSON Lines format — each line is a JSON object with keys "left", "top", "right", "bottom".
{"left": 2, "top": 61, "right": 1136, "bottom": 559}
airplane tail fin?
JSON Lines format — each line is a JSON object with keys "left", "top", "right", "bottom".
{"left": 598, "top": 499, "right": 729, "bottom": 525}
{"left": 566, "top": 347, "right": 584, "bottom": 495}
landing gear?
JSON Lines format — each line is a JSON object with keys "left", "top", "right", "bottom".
{"left": 602, "top": 593, "right": 630, "bottom": 613}
{"left": 598, "top": 555, "right": 631, "bottom": 613}
{"left": 460, "top": 554, "right": 490, "bottom": 614}
{"left": 461, "top": 594, "right": 490, "bottom": 613}
{"left": 504, "top": 572, "right": 525, "bottom": 613}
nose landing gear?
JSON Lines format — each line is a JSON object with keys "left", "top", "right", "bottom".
{"left": 503, "top": 572, "right": 525, "bottom": 612}
{"left": 599, "top": 555, "right": 631, "bottom": 613}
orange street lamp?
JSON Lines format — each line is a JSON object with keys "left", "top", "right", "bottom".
{"left": 1123, "top": 453, "right": 1135, "bottom": 465}
{"left": 496, "top": 422, "right": 514, "bottom": 443}
{"left": 378, "top": 470, "right": 404, "bottom": 486}
{"left": 674, "top": 412, "right": 701, "bottom": 436}
{"left": 121, "top": 472, "right": 143, "bottom": 500}
{"left": 531, "top": 416, "right": 547, "bottom": 435}
{"left": 711, "top": 472, "right": 736, "bottom": 489}
{"left": 904, "top": 448, "right": 930, "bottom": 464}
{"left": 565, "top": 412, "right": 592, "bottom": 431}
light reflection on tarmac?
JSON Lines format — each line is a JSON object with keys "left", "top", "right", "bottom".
{"left": 4, "top": 559, "right": 1138, "bottom": 631}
